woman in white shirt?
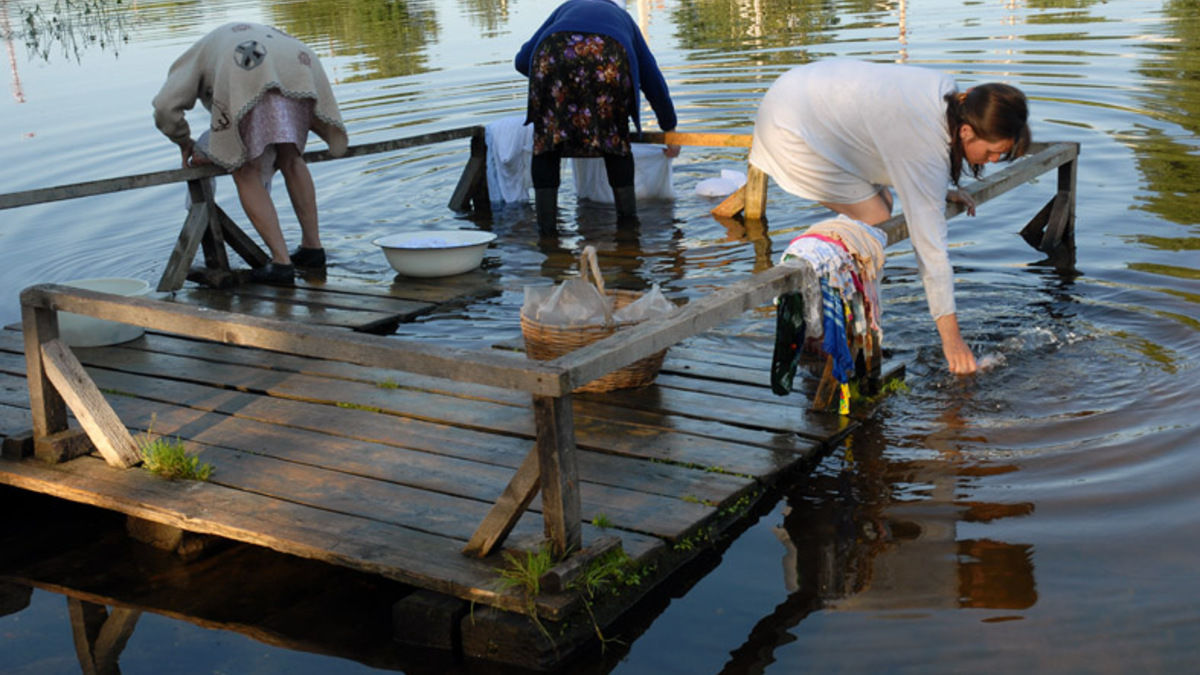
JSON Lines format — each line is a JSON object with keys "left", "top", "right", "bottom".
{"left": 750, "top": 59, "right": 1030, "bottom": 375}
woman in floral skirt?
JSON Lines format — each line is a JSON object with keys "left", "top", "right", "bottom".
{"left": 515, "top": 0, "right": 680, "bottom": 233}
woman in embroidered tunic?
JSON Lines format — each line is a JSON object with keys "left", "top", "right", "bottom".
{"left": 516, "top": 0, "right": 680, "bottom": 233}
{"left": 750, "top": 59, "right": 1030, "bottom": 375}
{"left": 152, "top": 22, "right": 348, "bottom": 285}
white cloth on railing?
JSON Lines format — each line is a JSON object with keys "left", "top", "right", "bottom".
{"left": 484, "top": 116, "right": 535, "bottom": 205}
{"left": 483, "top": 115, "right": 676, "bottom": 205}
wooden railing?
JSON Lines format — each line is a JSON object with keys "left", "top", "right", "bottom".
{"left": 8, "top": 126, "right": 1079, "bottom": 560}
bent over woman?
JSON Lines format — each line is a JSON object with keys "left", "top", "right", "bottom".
{"left": 153, "top": 22, "right": 348, "bottom": 285}
{"left": 516, "top": 0, "right": 680, "bottom": 233}
{"left": 750, "top": 59, "right": 1030, "bottom": 375}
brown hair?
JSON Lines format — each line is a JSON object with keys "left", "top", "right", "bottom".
{"left": 945, "top": 83, "right": 1031, "bottom": 185}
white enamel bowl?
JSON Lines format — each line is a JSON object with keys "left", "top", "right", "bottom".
{"left": 57, "top": 277, "right": 150, "bottom": 347}
{"left": 373, "top": 230, "right": 497, "bottom": 277}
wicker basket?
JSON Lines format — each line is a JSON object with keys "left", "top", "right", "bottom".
{"left": 521, "top": 246, "right": 668, "bottom": 393}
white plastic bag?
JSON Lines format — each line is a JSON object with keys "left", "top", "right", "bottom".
{"left": 612, "top": 283, "right": 675, "bottom": 322}
{"left": 694, "top": 169, "right": 747, "bottom": 198}
{"left": 522, "top": 279, "right": 611, "bottom": 327}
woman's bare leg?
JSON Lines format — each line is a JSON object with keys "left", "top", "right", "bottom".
{"left": 276, "top": 143, "right": 321, "bottom": 250}
{"left": 232, "top": 154, "right": 291, "bottom": 264}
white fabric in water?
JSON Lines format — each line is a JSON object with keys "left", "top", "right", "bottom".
{"left": 572, "top": 143, "right": 676, "bottom": 203}
{"left": 484, "top": 115, "right": 677, "bottom": 205}
{"left": 484, "top": 116, "right": 535, "bottom": 205}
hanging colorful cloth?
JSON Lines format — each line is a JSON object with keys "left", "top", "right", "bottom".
{"left": 821, "top": 278, "right": 855, "bottom": 383}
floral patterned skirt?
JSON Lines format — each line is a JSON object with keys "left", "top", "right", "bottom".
{"left": 528, "top": 32, "right": 633, "bottom": 157}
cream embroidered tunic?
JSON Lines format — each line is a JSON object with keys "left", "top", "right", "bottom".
{"left": 152, "top": 22, "right": 347, "bottom": 171}
{"left": 750, "top": 59, "right": 959, "bottom": 320}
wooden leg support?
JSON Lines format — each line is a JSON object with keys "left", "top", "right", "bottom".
{"left": 462, "top": 446, "right": 541, "bottom": 558}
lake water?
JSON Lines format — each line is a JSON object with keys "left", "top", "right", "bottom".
{"left": 1, "top": 0, "right": 1198, "bottom": 673}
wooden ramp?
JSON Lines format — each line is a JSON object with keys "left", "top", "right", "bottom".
{"left": 0, "top": 321, "right": 881, "bottom": 618}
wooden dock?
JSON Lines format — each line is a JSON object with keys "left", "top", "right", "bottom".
{"left": 0, "top": 129, "right": 1080, "bottom": 669}
{"left": 0, "top": 305, "right": 883, "bottom": 669}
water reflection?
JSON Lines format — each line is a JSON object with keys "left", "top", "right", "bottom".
{"left": 4, "top": 0, "right": 129, "bottom": 63}
{"left": 722, "top": 416, "right": 1037, "bottom": 672}
{"left": 270, "top": 0, "right": 440, "bottom": 81}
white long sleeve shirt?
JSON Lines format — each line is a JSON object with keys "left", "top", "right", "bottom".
{"left": 750, "top": 60, "right": 959, "bottom": 320}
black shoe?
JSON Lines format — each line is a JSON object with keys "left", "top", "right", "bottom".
{"left": 290, "top": 246, "right": 326, "bottom": 269}
{"left": 249, "top": 262, "right": 295, "bottom": 285}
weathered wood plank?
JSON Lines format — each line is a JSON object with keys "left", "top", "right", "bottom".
{"left": 0, "top": 332, "right": 806, "bottom": 482}
{"left": 878, "top": 141, "right": 1080, "bottom": 247}
{"left": 0, "top": 126, "right": 484, "bottom": 211}
{"left": 637, "top": 131, "right": 752, "bottom": 148}
{"left": 462, "top": 447, "right": 541, "bottom": 558}
{"left": 214, "top": 204, "right": 270, "bottom": 268}
{"left": 184, "top": 284, "right": 436, "bottom": 316}
{"left": 20, "top": 305, "right": 67, "bottom": 441}
{"left": 39, "top": 339, "right": 140, "bottom": 468}
{"left": 539, "top": 534, "right": 622, "bottom": 594}
{"left": 0, "top": 360, "right": 718, "bottom": 546}
{"left": 744, "top": 164, "right": 768, "bottom": 221}
{"left": 166, "top": 287, "right": 422, "bottom": 330}
{"left": 533, "top": 394, "right": 581, "bottom": 556}
{"left": 710, "top": 186, "right": 746, "bottom": 219}
{"left": 0, "top": 454, "right": 581, "bottom": 617}
{"left": 157, "top": 201, "right": 212, "bottom": 292}
{"left": 21, "top": 284, "right": 570, "bottom": 396}
{"left": 551, "top": 264, "right": 804, "bottom": 389}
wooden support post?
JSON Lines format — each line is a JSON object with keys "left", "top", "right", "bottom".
{"left": 1047, "top": 152, "right": 1079, "bottom": 271}
{"left": 157, "top": 200, "right": 212, "bottom": 292}
{"left": 39, "top": 338, "right": 141, "bottom": 468}
{"left": 35, "top": 428, "right": 94, "bottom": 464}
{"left": 812, "top": 355, "right": 837, "bottom": 411}
{"left": 462, "top": 446, "right": 541, "bottom": 558}
{"left": 469, "top": 130, "right": 492, "bottom": 215}
{"left": 710, "top": 185, "right": 746, "bottom": 219}
{"left": 743, "top": 164, "right": 768, "bottom": 221}
{"left": 187, "top": 179, "right": 230, "bottom": 272}
{"left": 214, "top": 204, "right": 270, "bottom": 268}
{"left": 533, "top": 394, "right": 581, "bottom": 558}
{"left": 21, "top": 305, "right": 67, "bottom": 442}
{"left": 538, "top": 535, "right": 622, "bottom": 594}
{"left": 68, "top": 599, "right": 140, "bottom": 675}
{"left": 449, "top": 130, "right": 490, "bottom": 215}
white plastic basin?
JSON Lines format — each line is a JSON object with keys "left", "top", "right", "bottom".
{"left": 57, "top": 277, "right": 150, "bottom": 347}
{"left": 373, "top": 230, "right": 497, "bottom": 278}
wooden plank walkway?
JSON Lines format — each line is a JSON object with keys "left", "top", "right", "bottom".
{"left": 164, "top": 270, "right": 498, "bottom": 334}
{"left": 0, "top": 322, "right": 881, "bottom": 623}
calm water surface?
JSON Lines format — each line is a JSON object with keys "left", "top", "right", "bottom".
{"left": 1, "top": 0, "right": 1197, "bottom": 673}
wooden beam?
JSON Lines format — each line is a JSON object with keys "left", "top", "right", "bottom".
{"left": 461, "top": 446, "right": 541, "bottom": 558}
{"left": 551, "top": 263, "right": 805, "bottom": 389}
{"left": 876, "top": 141, "right": 1080, "bottom": 247}
{"left": 533, "top": 394, "right": 581, "bottom": 557}
{"left": 743, "top": 164, "right": 768, "bottom": 221}
{"left": 39, "top": 338, "right": 141, "bottom": 468}
{"left": 21, "top": 304, "right": 67, "bottom": 441}
{"left": 636, "top": 131, "right": 752, "bottom": 148}
{"left": 448, "top": 155, "right": 487, "bottom": 214}
{"left": 156, "top": 201, "right": 211, "bottom": 292}
{"left": 710, "top": 185, "right": 746, "bottom": 219}
{"left": 0, "top": 126, "right": 485, "bottom": 211}
{"left": 21, "top": 284, "right": 572, "bottom": 396}
{"left": 214, "top": 204, "right": 270, "bottom": 268}
{"left": 189, "top": 180, "right": 230, "bottom": 272}
{"left": 538, "top": 535, "right": 622, "bottom": 594}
